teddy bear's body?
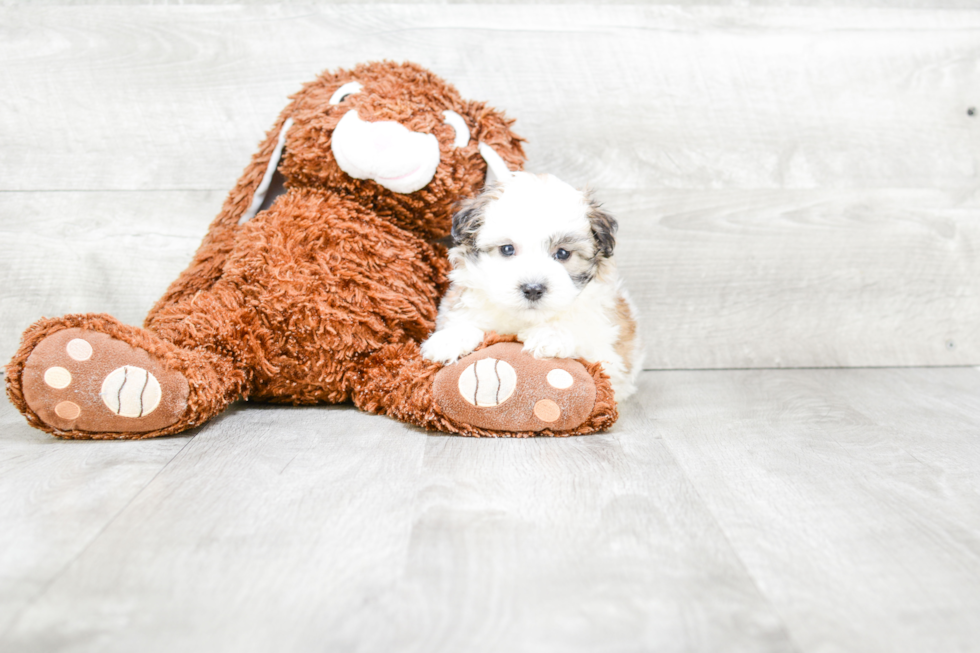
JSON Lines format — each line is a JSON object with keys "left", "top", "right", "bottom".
{"left": 7, "top": 62, "right": 617, "bottom": 439}
{"left": 150, "top": 189, "right": 451, "bottom": 404}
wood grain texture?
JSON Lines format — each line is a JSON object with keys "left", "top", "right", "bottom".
{"left": 607, "top": 187, "right": 980, "bottom": 368}
{"left": 0, "top": 191, "right": 222, "bottom": 365}
{"left": 2, "top": 0, "right": 976, "bottom": 7}
{"left": 4, "top": 368, "right": 980, "bottom": 651}
{"left": 2, "top": 4, "right": 979, "bottom": 368}
{"left": 0, "top": 386, "right": 190, "bottom": 635}
{"left": 341, "top": 400, "right": 793, "bottom": 653}
{"left": 0, "top": 6, "right": 977, "bottom": 192}
{"left": 0, "top": 402, "right": 430, "bottom": 651}
{"left": 651, "top": 366, "right": 980, "bottom": 653}
{"left": 0, "top": 387, "right": 795, "bottom": 653}
{"left": 4, "top": 186, "right": 980, "bottom": 369}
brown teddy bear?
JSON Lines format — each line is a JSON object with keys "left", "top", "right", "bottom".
{"left": 5, "top": 61, "right": 617, "bottom": 439}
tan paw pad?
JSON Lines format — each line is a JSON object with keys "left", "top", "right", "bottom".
{"left": 20, "top": 327, "right": 188, "bottom": 434}
{"left": 44, "top": 367, "right": 72, "bottom": 389}
{"left": 546, "top": 369, "right": 574, "bottom": 389}
{"left": 66, "top": 338, "right": 93, "bottom": 361}
{"left": 533, "top": 399, "right": 561, "bottom": 422}
{"left": 434, "top": 342, "right": 597, "bottom": 434}
{"left": 55, "top": 401, "right": 81, "bottom": 420}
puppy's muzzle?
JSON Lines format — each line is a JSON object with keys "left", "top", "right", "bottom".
{"left": 520, "top": 283, "right": 547, "bottom": 302}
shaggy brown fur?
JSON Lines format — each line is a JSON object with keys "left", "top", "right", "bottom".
{"left": 6, "top": 61, "right": 618, "bottom": 439}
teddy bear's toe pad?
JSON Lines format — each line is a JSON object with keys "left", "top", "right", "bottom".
{"left": 21, "top": 328, "right": 188, "bottom": 433}
{"left": 433, "top": 342, "right": 596, "bottom": 433}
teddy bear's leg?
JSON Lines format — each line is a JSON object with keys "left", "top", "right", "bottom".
{"left": 353, "top": 336, "right": 618, "bottom": 437}
{"left": 6, "top": 313, "right": 245, "bottom": 439}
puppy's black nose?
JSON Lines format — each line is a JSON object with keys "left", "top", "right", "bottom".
{"left": 520, "top": 283, "right": 546, "bottom": 302}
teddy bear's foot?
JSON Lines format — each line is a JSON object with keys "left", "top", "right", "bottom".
{"left": 433, "top": 342, "right": 605, "bottom": 434}
{"left": 18, "top": 327, "right": 189, "bottom": 435}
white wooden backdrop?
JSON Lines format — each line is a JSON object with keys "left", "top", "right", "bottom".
{"left": 2, "top": 5, "right": 979, "bottom": 369}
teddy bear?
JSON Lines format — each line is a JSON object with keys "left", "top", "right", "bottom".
{"left": 5, "top": 61, "right": 617, "bottom": 440}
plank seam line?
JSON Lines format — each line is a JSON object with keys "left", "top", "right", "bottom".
{"left": 656, "top": 434, "right": 805, "bottom": 653}
{"left": 641, "top": 364, "right": 980, "bottom": 372}
{"left": 0, "top": 435, "right": 196, "bottom": 640}
{"left": 0, "top": 188, "right": 225, "bottom": 194}
{"left": 4, "top": 367, "right": 980, "bottom": 379}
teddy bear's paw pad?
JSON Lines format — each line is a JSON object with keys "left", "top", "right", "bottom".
{"left": 433, "top": 342, "right": 596, "bottom": 433}
{"left": 20, "top": 328, "right": 189, "bottom": 434}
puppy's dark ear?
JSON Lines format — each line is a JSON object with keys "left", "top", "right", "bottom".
{"left": 451, "top": 183, "right": 501, "bottom": 254}
{"left": 586, "top": 191, "right": 618, "bottom": 259}
{"left": 451, "top": 202, "right": 483, "bottom": 252}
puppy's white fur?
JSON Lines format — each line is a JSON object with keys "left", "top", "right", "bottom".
{"left": 421, "top": 172, "right": 643, "bottom": 400}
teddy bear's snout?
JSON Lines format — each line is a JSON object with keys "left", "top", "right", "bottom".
{"left": 331, "top": 110, "right": 441, "bottom": 194}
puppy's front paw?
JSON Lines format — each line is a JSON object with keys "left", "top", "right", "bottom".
{"left": 421, "top": 326, "right": 486, "bottom": 365}
{"left": 521, "top": 326, "right": 576, "bottom": 359}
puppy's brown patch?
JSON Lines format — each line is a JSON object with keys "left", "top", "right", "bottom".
{"left": 612, "top": 295, "right": 639, "bottom": 374}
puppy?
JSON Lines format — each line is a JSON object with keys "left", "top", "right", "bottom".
{"left": 421, "top": 172, "right": 643, "bottom": 400}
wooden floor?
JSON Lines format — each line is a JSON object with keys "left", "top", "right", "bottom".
{"left": 2, "top": 367, "right": 980, "bottom": 652}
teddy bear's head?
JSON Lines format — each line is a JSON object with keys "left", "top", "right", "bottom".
{"left": 274, "top": 61, "right": 526, "bottom": 240}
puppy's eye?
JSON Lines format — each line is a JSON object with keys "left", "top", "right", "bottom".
{"left": 554, "top": 248, "right": 571, "bottom": 261}
{"left": 500, "top": 244, "right": 516, "bottom": 257}
{"left": 330, "top": 81, "right": 363, "bottom": 105}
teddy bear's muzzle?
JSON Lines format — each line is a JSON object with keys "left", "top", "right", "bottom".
{"left": 331, "top": 110, "right": 441, "bottom": 194}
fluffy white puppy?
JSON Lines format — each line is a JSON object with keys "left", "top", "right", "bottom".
{"left": 421, "top": 172, "right": 643, "bottom": 400}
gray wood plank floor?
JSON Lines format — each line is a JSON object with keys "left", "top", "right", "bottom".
{"left": 0, "top": 393, "right": 192, "bottom": 636}
{"left": 2, "top": 368, "right": 980, "bottom": 652}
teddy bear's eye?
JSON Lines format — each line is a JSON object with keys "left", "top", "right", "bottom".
{"left": 442, "top": 110, "right": 471, "bottom": 148}
{"left": 500, "top": 244, "right": 515, "bottom": 257}
{"left": 330, "top": 81, "right": 363, "bottom": 105}
{"left": 554, "top": 248, "right": 571, "bottom": 261}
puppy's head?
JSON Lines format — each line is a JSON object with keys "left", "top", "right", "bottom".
{"left": 450, "top": 172, "right": 617, "bottom": 317}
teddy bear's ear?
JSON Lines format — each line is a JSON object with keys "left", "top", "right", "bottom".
{"left": 238, "top": 118, "right": 294, "bottom": 225}
{"left": 464, "top": 100, "right": 526, "bottom": 182}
